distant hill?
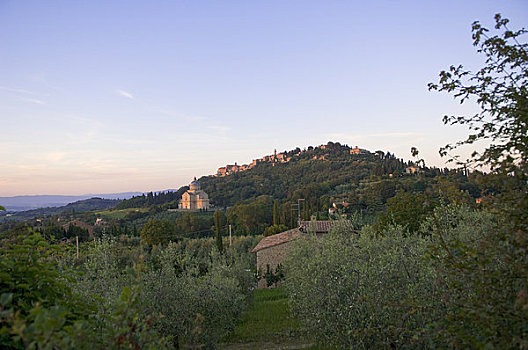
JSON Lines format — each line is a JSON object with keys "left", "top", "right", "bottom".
{"left": 0, "top": 192, "right": 142, "bottom": 211}
{"left": 0, "top": 197, "right": 121, "bottom": 223}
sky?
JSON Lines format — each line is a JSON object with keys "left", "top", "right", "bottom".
{"left": 0, "top": 0, "right": 527, "bottom": 196}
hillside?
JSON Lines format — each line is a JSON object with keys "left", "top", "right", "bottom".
{"left": 114, "top": 142, "right": 412, "bottom": 212}
{"left": 199, "top": 142, "right": 400, "bottom": 207}
{"left": 110, "top": 142, "right": 480, "bottom": 232}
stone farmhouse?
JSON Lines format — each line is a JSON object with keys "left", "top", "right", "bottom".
{"left": 252, "top": 220, "right": 350, "bottom": 288}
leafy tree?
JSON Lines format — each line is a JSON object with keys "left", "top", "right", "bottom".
{"left": 424, "top": 204, "right": 527, "bottom": 348}
{"left": 263, "top": 224, "right": 288, "bottom": 237}
{"left": 285, "top": 226, "right": 437, "bottom": 348}
{"left": 428, "top": 14, "right": 527, "bottom": 172}
{"left": 0, "top": 233, "right": 88, "bottom": 349}
{"left": 66, "top": 223, "right": 90, "bottom": 241}
{"left": 174, "top": 212, "right": 214, "bottom": 238}
{"left": 140, "top": 219, "right": 175, "bottom": 245}
{"left": 428, "top": 15, "right": 528, "bottom": 347}
{"left": 0, "top": 233, "right": 167, "bottom": 349}
{"left": 227, "top": 196, "right": 273, "bottom": 235}
{"left": 363, "top": 180, "right": 396, "bottom": 212}
{"left": 376, "top": 192, "right": 435, "bottom": 233}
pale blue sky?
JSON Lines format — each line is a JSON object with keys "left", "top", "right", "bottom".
{"left": 1, "top": 1, "right": 526, "bottom": 196}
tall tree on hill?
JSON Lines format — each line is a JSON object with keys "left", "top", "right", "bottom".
{"left": 272, "top": 200, "right": 280, "bottom": 226}
{"left": 213, "top": 210, "right": 226, "bottom": 253}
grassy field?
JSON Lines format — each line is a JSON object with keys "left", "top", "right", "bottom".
{"left": 94, "top": 208, "right": 148, "bottom": 220}
{"left": 220, "top": 288, "right": 330, "bottom": 350}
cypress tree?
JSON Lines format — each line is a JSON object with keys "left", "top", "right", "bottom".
{"left": 273, "top": 200, "right": 280, "bottom": 226}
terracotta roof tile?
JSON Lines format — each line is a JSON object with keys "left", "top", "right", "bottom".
{"left": 251, "top": 228, "right": 301, "bottom": 253}
{"left": 251, "top": 220, "right": 354, "bottom": 253}
{"left": 299, "top": 220, "right": 339, "bottom": 233}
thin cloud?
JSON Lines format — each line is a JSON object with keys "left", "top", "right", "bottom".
{"left": 327, "top": 132, "right": 424, "bottom": 139}
{"left": 21, "top": 98, "right": 45, "bottom": 105}
{"left": 117, "top": 89, "right": 134, "bottom": 99}
{"left": 208, "top": 125, "right": 231, "bottom": 133}
{"left": 153, "top": 108, "right": 207, "bottom": 122}
{"left": 366, "top": 132, "right": 424, "bottom": 138}
{"left": 0, "top": 86, "right": 39, "bottom": 96}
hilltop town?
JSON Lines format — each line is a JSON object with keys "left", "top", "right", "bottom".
{"left": 216, "top": 144, "right": 370, "bottom": 177}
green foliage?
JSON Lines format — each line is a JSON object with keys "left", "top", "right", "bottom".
{"left": 0, "top": 233, "right": 168, "bottom": 349}
{"left": 140, "top": 219, "right": 176, "bottom": 245}
{"left": 263, "top": 224, "right": 289, "bottom": 237}
{"left": 426, "top": 15, "right": 528, "bottom": 347}
{"left": 139, "top": 243, "right": 246, "bottom": 348}
{"left": 285, "top": 204, "right": 528, "bottom": 348}
{"left": 376, "top": 192, "right": 435, "bottom": 234}
{"left": 214, "top": 210, "right": 226, "bottom": 253}
{"left": 0, "top": 233, "right": 85, "bottom": 349}
{"left": 429, "top": 14, "right": 527, "bottom": 171}
{"left": 70, "top": 235, "right": 257, "bottom": 348}
{"left": 363, "top": 180, "right": 396, "bottom": 212}
{"left": 273, "top": 200, "right": 280, "bottom": 226}
{"left": 262, "top": 264, "right": 285, "bottom": 288}
{"left": 116, "top": 189, "right": 187, "bottom": 210}
{"left": 176, "top": 212, "right": 214, "bottom": 238}
{"left": 200, "top": 145, "right": 406, "bottom": 209}
{"left": 424, "top": 205, "right": 528, "bottom": 348}
{"left": 0, "top": 198, "right": 119, "bottom": 224}
{"left": 285, "top": 228, "right": 436, "bottom": 348}
{"left": 228, "top": 195, "right": 273, "bottom": 235}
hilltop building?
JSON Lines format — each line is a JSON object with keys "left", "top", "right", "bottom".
{"left": 179, "top": 178, "right": 210, "bottom": 210}
{"left": 405, "top": 165, "right": 423, "bottom": 175}
{"left": 350, "top": 146, "right": 369, "bottom": 155}
{"left": 216, "top": 149, "right": 296, "bottom": 177}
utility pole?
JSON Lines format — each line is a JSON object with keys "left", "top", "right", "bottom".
{"left": 297, "top": 198, "right": 305, "bottom": 226}
{"left": 76, "top": 236, "right": 79, "bottom": 259}
{"left": 291, "top": 199, "right": 305, "bottom": 227}
{"left": 229, "top": 224, "right": 232, "bottom": 247}
{"left": 291, "top": 203, "right": 297, "bottom": 228}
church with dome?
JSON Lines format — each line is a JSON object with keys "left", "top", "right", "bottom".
{"left": 178, "top": 178, "right": 210, "bottom": 210}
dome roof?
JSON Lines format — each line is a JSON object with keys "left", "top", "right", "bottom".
{"left": 189, "top": 177, "right": 200, "bottom": 190}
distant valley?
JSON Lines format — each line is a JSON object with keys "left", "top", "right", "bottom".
{"left": 0, "top": 192, "right": 143, "bottom": 211}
